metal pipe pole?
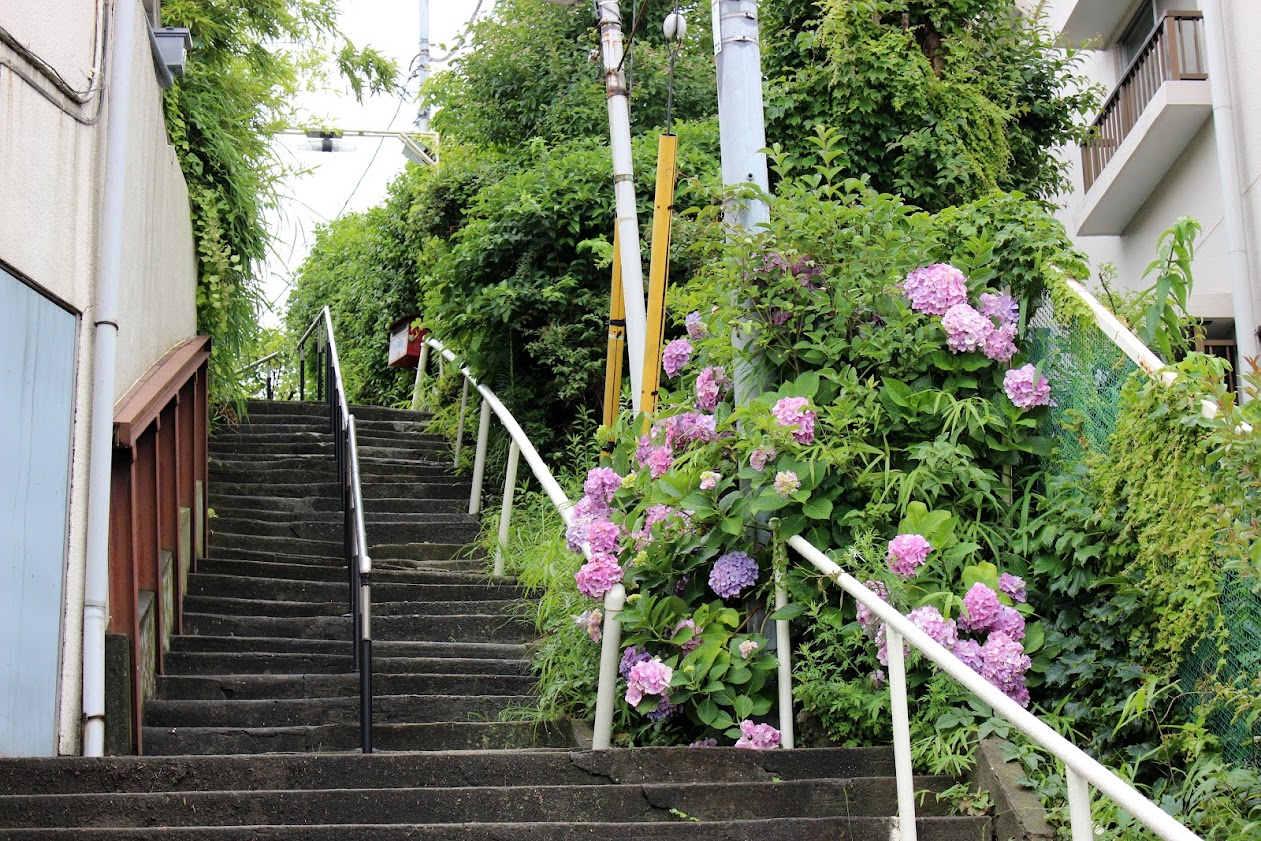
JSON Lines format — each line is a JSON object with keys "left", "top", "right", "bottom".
{"left": 469, "top": 398, "right": 493, "bottom": 515}
{"left": 416, "top": 0, "right": 432, "bottom": 131}
{"left": 592, "top": 584, "right": 627, "bottom": 749}
{"left": 713, "top": 0, "right": 771, "bottom": 405}
{"left": 885, "top": 627, "right": 919, "bottom": 841}
{"left": 493, "top": 441, "right": 521, "bottom": 578}
{"left": 595, "top": 0, "right": 649, "bottom": 415}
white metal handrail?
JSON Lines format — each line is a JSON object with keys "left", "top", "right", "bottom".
{"left": 417, "top": 321, "right": 1202, "bottom": 839}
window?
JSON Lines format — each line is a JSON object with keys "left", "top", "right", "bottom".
{"left": 1117, "top": 0, "right": 1188, "bottom": 67}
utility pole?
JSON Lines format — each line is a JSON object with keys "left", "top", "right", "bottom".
{"left": 595, "top": 0, "right": 649, "bottom": 415}
{"left": 416, "top": 0, "right": 432, "bottom": 131}
{"left": 713, "top": 0, "right": 770, "bottom": 403}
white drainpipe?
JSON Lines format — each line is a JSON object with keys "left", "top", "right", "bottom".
{"left": 1203, "top": 0, "right": 1260, "bottom": 383}
{"left": 83, "top": 0, "right": 138, "bottom": 756}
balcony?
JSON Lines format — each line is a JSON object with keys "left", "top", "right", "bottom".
{"left": 1075, "top": 12, "right": 1212, "bottom": 236}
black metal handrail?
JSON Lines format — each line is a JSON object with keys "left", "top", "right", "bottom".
{"left": 295, "top": 307, "right": 374, "bottom": 753}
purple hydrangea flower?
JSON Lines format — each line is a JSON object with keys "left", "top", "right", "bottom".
{"left": 666, "top": 412, "right": 718, "bottom": 448}
{"left": 1004, "top": 364, "right": 1053, "bottom": 410}
{"left": 619, "top": 645, "right": 652, "bottom": 679}
{"left": 585, "top": 520, "right": 623, "bottom": 556}
{"left": 887, "top": 533, "right": 932, "bottom": 578}
{"left": 565, "top": 496, "right": 603, "bottom": 553}
{"left": 673, "top": 619, "right": 703, "bottom": 654}
{"left": 908, "top": 605, "right": 959, "bottom": 650}
{"left": 993, "top": 605, "right": 1027, "bottom": 641}
{"left": 953, "top": 639, "right": 984, "bottom": 672}
{"left": 773, "top": 470, "right": 800, "bottom": 496}
{"left": 709, "top": 551, "right": 759, "bottom": 599}
{"left": 583, "top": 467, "right": 622, "bottom": 509}
{"left": 632, "top": 504, "right": 689, "bottom": 549}
{"left": 574, "top": 554, "right": 624, "bottom": 600}
{"left": 749, "top": 447, "right": 776, "bottom": 471}
{"left": 734, "top": 720, "right": 781, "bottom": 750}
{"left": 856, "top": 580, "right": 889, "bottom": 636}
{"left": 875, "top": 624, "right": 907, "bottom": 666}
{"left": 689, "top": 737, "right": 718, "bottom": 748}
{"left": 646, "top": 695, "right": 681, "bottom": 721}
{"left": 662, "top": 338, "right": 693, "bottom": 378}
{"left": 696, "top": 366, "right": 730, "bottom": 412}
{"left": 645, "top": 445, "right": 673, "bottom": 479}
{"left": 903, "top": 264, "right": 969, "bottom": 316}
{"left": 999, "top": 573, "right": 1027, "bottom": 604}
{"left": 979, "top": 292, "right": 1019, "bottom": 328}
{"left": 685, "top": 310, "right": 707, "bottom": 340}
{"left": 625, "top": 657, "right": 672, "bottom": 706}
{"left": 983, "top": 323, "right": 1018, "bottom": 363}
{"left": 771, "top": 397, "right": 816, "bottom": 445}
{"left": 574, "top": 609, "right": 603, "bottom": 643}
{"left": 979, "top": 632, "right": 1032, "bottom": 707}
{"left": 942, "top": 303, "right": 994, "bottom": 354}
{"left": 960, "top": 583, "right": 1002, "bottom": 633}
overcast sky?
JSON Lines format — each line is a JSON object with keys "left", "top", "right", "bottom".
{"left": 261, "top": 0, "right": 493, "bottom": 326}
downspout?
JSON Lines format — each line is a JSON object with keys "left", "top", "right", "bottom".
{"left": 1202, "top": 0, "right": 1260, "bottom": 385}
{"left": 595, "top": 0, "right": 649, "bottom": 415}
{"left": 83, "top": 0, "right": 138, "bottom": 756}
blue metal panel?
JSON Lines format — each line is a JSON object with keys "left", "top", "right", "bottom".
{"left": 0, "top": 268, "right": 77, "bottom": 756}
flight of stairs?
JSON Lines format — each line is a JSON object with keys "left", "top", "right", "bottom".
{"left": 0, "top": 400, "right": 993, "bottom": 839}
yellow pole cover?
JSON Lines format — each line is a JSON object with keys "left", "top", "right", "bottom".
{"left": 639, "top": 133, "right": 679, "bottom": 418}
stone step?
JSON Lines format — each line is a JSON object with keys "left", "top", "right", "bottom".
{"left": 157, "top": 672, "right": 535, "bottom": 701}
{"left": 210, "top": 481, "right": 471, "bottom": 500}
{"left": 210, "top": 465, "right": 461, "bottom": 485}
{"left": 208, "top": 496, "right": 470, "bottom": 517}
{"left": 0, "top": 776, "right": 961, "bottom": 828}
{"left": 0, "top": 816, "right": 990, "bottom": 841}
{"left": 0, "top": 748, "right": 901, "bottom": 795}
{"left": 194, "top": 558, "right": 487, "bottom": 585}
{"left": 170, "top": 635, "right": 525, "bottom": 658}
{"left": 213, "top": 429, "right": 445, "bottom": 446}
{"left": 182, "top": 595, "right": 521, "bottom": 619}
{"left": 210, "top": 442, "right": 449, "bottom": 462}
{"left": 139, "top": 719, "right": 575, "bottom": 755}
{"left": 209, "top": 516, "right": 479, "bottom": 544}
{"left": 183, "top": 612, "right": 534, "bottom": 644}
{"left": 186, "top": 575, "right": 521, "bottom": 604}
{"left": 144, "top": 693, "right": 533, "bottom": 728}
{"left": 209, "top": 529, "right": 483, "bottom": 559}
{"left": 160, "top": 650, "right": 529, "bottom": 677}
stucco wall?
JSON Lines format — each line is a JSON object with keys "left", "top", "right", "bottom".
{"left": 0, "top": 0, "right": 198, "bottom": 754}
{"left": 1044, "top": 0, "right": 1261, "bottom": 333}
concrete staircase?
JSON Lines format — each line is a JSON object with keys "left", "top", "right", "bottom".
{"left": 0, "top": 400, "right": 992, "bottom": 839}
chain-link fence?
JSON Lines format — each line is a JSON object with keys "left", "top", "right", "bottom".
{"left": 1028, "top": 293, "right": 1260, "bottom": 769}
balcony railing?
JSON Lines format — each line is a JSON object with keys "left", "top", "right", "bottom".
{"left": 1081, "top": 11, "right": 1207, "bottom": 192}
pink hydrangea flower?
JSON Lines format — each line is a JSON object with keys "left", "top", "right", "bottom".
{"left": 709, "top": 551, "right": 759, "bottom": 599}
{"left": 983, "top": 323, "right": 1018, "bottom": 362}
{"left": 1004, "top": 364, "right": 1053, "bottom": 409}
{"left": 565, "top": 496, "right": 604, "bottom": 553}
{"left": 979, "top": 631, "right": 1032, "bottom": 707}
{"left": 619, "top": 645, "right": 651, "bottom": 678}
{"left": 739, "top": 639, "right": 760, "bottom": 659}
{"left": 632, "top": 504, "right": 690, "bottom": 549}
{"left": 574, "top": 609, "right": 603, "bottom": 643}
{"left": 953, "top": 639, "right": 984, "bottom": 672}
{"left": 856, "top": 580, "right": 889, "bottom": 636}
{"left": 887, "top": 533, "right": 932, "bottom": 578}
{"left": 585, "top": 519, "right": 623, "bottom": 556}
{"left": 734, "top": 720, "right": 781, "bottom": 750}
{"left": 979, "top": 292, "right": 1019, "bottom": 328}
{"left": 908, "top": 605, "right": 959, "bottom": 650}
{"left": 645, "top": 445, "right": 673, "bottom": 479}
{"left": 699, "top": 471, "right": 720, "bottom": 491}
{"left": 673, "top": 619, "right": 703, "bottom": 654}
{"left": 625, "top": 657, "right": 672, "bottom": 706}
{"left": 999, "top": 573, "right": 1027, "bottom": 604}
{"left": 574, "top": 554, "right": 624, "bottom": 600}
{"left": 689, "top": 737, "right": 718, "bottom": 748}
{"left": 696, "top": 366, "right": 730, "bottom": 412}
{"left": 942, "top": 303, "right": 993, "bottom": 354}
{"left": 662, "top": 338, "right": 693, "bottom": 378}
{"left": 773, "top": 470, "right": 800, "bottom": 496}
{"left": 875, "top": 624, "right": 907, "bottom": 666}
{"left": 903, "top": 264, "right": 969, "bottom": 316}
{"left": 665, "top": 412, "right": 718, "bottom": 448}
{"left": 685, "top": 310, "right": 707, "bottom": 340}
{"left": 749, "top": 447, "right": 776, "bottom": 471}
{"left": 583, "top": 468, "right": 622, "bottom": 509}
{"left": 960, "top": 583, "right": 1002, "bottom": 632}
{"left": 771, "top": 397, "right": 816, "bottom": 445}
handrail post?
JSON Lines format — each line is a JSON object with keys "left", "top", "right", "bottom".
{"left": 453, "top": 377, "right": 470, "bottom": 467}
{"left": 298, "top": 345, "right": 306, "bottom": 401}
{"left": 411, "top": 342, "right": 429, "bottom": 411}
{"left": 493, "top": 441, "right": 521, "bottom": 578}
{"left": 592, "top": 583, "right": 627, "bottom": 750}
{"left": 774, "top": 571, "right": 795, "bottom": 750}
{"left": 359, "top": 572, "right": 373, "bottom": 754}
{"left": 1067, "top": 769, "right": 1093, "bottom": 841}
{"left": 469, "top": 397, "right": 492, "bottom": 516}
{"left": 885, "top": 626, "right": 918, "bottom": 841}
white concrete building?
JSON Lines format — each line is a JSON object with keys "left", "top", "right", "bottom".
{"left": 1041, "top": 0, "right": 1261, "bottom": 378}
{"left": 1, "top": 0, "right": 201, "bottom": 755}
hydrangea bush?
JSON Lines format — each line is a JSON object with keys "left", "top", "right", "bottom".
{"left": 554, "top": 175, "right": 1079, "bottom": 755}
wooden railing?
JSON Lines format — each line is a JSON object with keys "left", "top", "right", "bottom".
{"left": 1081, "top": 12, "right": 1207, "bottom": 191}
{"left": 108, "top": 336, "right": 210, "bottom": 754}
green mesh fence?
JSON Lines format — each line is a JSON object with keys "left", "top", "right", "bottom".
{"left": 1028, "top": 295, "right": 1260, "bottom": 769}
